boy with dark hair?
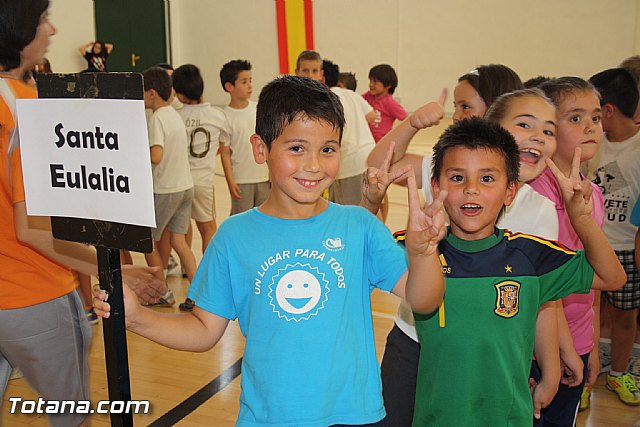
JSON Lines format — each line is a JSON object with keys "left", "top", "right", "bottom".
{"left": 142, "top": 67, "right": 197, "bottom": 292}
{"left": 400, "top": 117, "right": 626, "bottom": 425}
{"left": 219, "top": 59, "right": 269, "bottom": 215}
{"left": 294, "top": 49, "right": 323, "bottom": 81}
{"left": 172, "top": 64, "right": 229, "bottom": 311}
{"left": 323, "top": 59, "right": 377, "bottom": 205}
{"left": 338, "top": 71, "right": 357, "bottom": 91}
{"left": 95, "top": 75, "right": 447, "bottom": 426}
{"left": 586, "top": 67, "right": 640, "bottom": 405}
{"left": 620, "top": 55, "right": 640, "bottom": 124}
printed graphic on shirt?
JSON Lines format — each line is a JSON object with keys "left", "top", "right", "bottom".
{"left": 594, "top": 162, "right": 630, "bottom": 223}
{"left": 268, "top": 263, "right": 330, "bottom": 322}
{"left": 494, "top": 280, "right": 520, "bottom": 318}
{"left": 255, "top": 244, "right": 347, "bottom": 322}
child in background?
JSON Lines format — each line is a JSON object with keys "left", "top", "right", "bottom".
{"left": 452, "top": 64, "right": 523, "bottom": 122}
{"left": 219, "top": 60, "right": 269, "bottom": 215}
{"left": 362, "top": 64, "right": 408, "bottom": 143}
{"left": 338, "top": 71, "right": 357, "bottom": 91}
{"left": 530, "top": 77, "right": 607, "bottom": 424}
{"left": 78, "top": 40, "right": 112, "bottom": 72}
{"left": 585, "top": 68, "right": 640, "bottom": 405}
{"left": 620, "top": 55, "right": 640, "bottom": 124}
{"left": 322, "top": 59, "right": 377, "bottom": 205}
{"left": 294, "top": 49, "right": 324, "bottom": 81}
{"left": 406, "top": 117, "right": 625, "bottom": 426}
{"left": 172, "top": 64, "right": 229, "bottom": 312}
{"left": 142, "top": 67, "right": 197, "bottom": 290}
{"left": 94, "top": 75, "right": 447, "bottom": 427}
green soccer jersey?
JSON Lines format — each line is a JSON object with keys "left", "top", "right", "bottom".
{"left": 412, "top": 228, "right": 593, "bottom": 427}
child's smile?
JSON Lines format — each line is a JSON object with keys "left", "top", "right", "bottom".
{"left": 433, "top": 146, "right": 517, "bottom": 240}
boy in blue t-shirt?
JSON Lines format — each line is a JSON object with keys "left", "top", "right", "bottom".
{"left": 94, "top": 75, "right": 446, "bottom": 427}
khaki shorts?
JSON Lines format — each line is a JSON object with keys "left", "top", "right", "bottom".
{"left": 230, "top": 181, "right": 271, "bottom": 215}
{"left": 328, "top": 173, "right": 364, "bottom": 206}
{"left": 153, "top": 188, "right": 194, "bottom": 241}
{"left": 192, "top": 184, "right": 216, "bottom": 222}
{"left": 0, "top": 291, "right": 92, "bottom": 427}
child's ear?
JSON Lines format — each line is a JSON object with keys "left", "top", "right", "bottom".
{"left": 223, "top": 82, "right": 234, "bottom": 93}
{"left": 175, "top": 93, "right": 189, "bottom": 104}
{"left": 250, "top": 134, "right": 268, "bottom": 164}
{"left": 431, "top": 177, "right": 442, "bottom": 198}
{"left": 503, "top": 181, "right": 518, "bottom": 207}
{"left": 603, "top": 103, "right": 616, "bottom": 118}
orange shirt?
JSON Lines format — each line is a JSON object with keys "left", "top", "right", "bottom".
{"left": 0, "top": 77, "right": 77, "bottom": 309}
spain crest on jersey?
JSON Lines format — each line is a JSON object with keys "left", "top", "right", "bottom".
{"left": 494, "top": 281, "right": 521, "bottom": 318}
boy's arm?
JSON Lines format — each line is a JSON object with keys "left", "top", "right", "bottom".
{"left": 79, "top": 42, "right": 92, "bottom": 55}
{"left": 367, "top": 89, "right": 447, "bottom": 183}
{"left": 360, "top": 141, "right": 412, "bottom": 215}
{"left": 402, "top": 172, "right": 447, "bottom": 313}
{"left": 219, "top": 144, "right": 241, "bottom": 199}
{"left": 532, "top": 302, "right": 561, "bottom": 419}
{"left": 150, "top": 145, "right": 163, "bottom": 165}
{"left": 94, "top": 285, "right": 229, "bottom": 352}
{"left": 105, "top": 43, "right": 114, "bottom": 54}
{"left": 546, "top": 149, "right": 626, "bottom": 291}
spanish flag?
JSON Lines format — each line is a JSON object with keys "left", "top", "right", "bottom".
{"left": 275, "top": 0, "right": 315, "bottom": 74}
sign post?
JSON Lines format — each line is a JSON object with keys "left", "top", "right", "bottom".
{"left": 18, "top": 73, "right": 155, "bottom": 427}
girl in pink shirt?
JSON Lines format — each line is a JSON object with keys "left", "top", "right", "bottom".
{"left": 529, "top": 76, "right": 605, "bottom": 425}
{"left": 362, "top": 64, "right": 408, "bottom": 142}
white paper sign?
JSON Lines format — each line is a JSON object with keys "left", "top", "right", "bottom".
{"left": 16, "top": 98, "right": 156, "bottom": 227}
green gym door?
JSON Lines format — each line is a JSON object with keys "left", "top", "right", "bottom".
{"left": 94, "top": 0, "right": 168, "bottom": 72}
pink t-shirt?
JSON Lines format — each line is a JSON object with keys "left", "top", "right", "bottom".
{"left": 529, "top": 167, "right": 604, "bottom": 355}
{"left": 361, "top": 92, "right": 408, "bottom": 142}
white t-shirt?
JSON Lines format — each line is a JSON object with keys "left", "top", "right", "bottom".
{"left": 586, "top": 131, "right": 640, "bottom": 250}
{"left": 331, "top": 87, "right": 376, "bottom": 179}
{"left": 148, "top": 105, "right": 193, "bottom": 194}
{"left": 395, "top": 157, "right": 560, "bottom": 341}
{"left": 223, "top": 101, "right": 269, "bottom": 184}
{"left": 177, "top": 103, "right": 229, "bottom": 187}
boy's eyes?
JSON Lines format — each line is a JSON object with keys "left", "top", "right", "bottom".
{"left": 569, "top": 115, "right": 582, "bottom": 123}
{"left": 543, "top": 129, "right": 555, "bottom": 136}
{"left": 516, "top": 122, "right": 530, "bottom": 129}
{"left": 450, "top": 175, "right": 464, "bottom": 182}
{"left": 289, "top": 145, "right": 303, "bottom": 153}
{"left": 481, "top": 175, "right": 495, "bottom": 183}
{"left": 592, "top": 115, "right": 602, "bottom": 123}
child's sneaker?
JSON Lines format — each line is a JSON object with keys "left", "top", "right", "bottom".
{"left": 151, "top": 289, "right": 175, "bottom": 307}
{"left": 179, "top": 298, "right": 195, "bottom": 311}
{"left": 85, "top": 308, "right": 99, "bottom": 325}
{"left": 630, "top": 354, "right": 640, "bottom": 382}
{"left": 579, "top": 386, "right": 591, "bottom": 411}
{"left": 606, "top": 372, "right": 640, "bottom": 406}
{"left": 167, "top": 254, "right": 181, "bottom": 277}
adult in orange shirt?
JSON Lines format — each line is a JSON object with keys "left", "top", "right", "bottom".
{"left": 0, "top": 1, "right": 164, "bottom": 425}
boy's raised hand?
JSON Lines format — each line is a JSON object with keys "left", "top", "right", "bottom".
{"left": 361, "top": 141, "right": 412, "bottom": 214}
{"left": 546, "top": 147, "right": 593, "bottom": 224}
{"left": 409, "top": 88, "right": 448, "bottom": 130}
{"left": 405, "top": 171, "right": 447, "bottom": 257}
{"left": 93, "top": 283, "right": 140, "bottom": 328}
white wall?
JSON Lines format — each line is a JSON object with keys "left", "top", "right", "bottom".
{"left": 47, "top": 0, "right": 640, "bottom": 112}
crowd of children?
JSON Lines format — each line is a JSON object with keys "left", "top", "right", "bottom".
{"left": 2, "top": 4, "right": 639, "bottom": 423}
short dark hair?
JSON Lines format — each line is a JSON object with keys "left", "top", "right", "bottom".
{"left": 323, "top": 59, "right": 339, "bottom": 87}
{"left": 523, "top": 75, "right": 552, "bottom": 89}
{"left": 539, "top": 77, "right": 599, "bottom": 108}
{"left": 220, "top": 59, "right": 251, "bottom": 91}
{"left": 143, "top": 66, "right": 172, "bottom": 101}
{"left": 589, "top": 68, "right": 639, "bottom": 119}
{"left": 338, "top": 72, "right": 357, "bottom": 91}
{"left": 458, "top": 64, "right": 523, "bottom": 108}
{"left": 0, "top": 0, "right": 50, "bottom": 70}
{"left": 485, "top": 88, "right": 555, "bottom": 124}
{"left": 431, "top": 117, "right": 520, "bottom": 185}
{"left": 173, "top": 64, "right": 204, "bottom": 101}
{"left": 295, "top": 50, "right": 322, "bottom": 70}
{"left": 155, "top": 62, "right": 174, "bottom": 71}
{"left": 256, "top": 75, "right": 345, "bottom": 150}
{"left": 368, "top": 64, "right": 399, "bottom": 94}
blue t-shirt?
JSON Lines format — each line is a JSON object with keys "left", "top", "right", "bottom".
{"left": 632, "top": 198, "right": 640, "bottom": 227}
{"left": 189, "top": 203, "right": 407, "bottom": 427}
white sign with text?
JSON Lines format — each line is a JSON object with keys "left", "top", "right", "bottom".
{"left": 16, "top": 98, "right": 155, "bottom": 227}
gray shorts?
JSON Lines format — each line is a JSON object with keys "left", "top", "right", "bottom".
{"left": 230, "top": 181, "right": 271, "bottom": 215}
{"left": 153, "top": 187, "right": 194, "bottom": 241}
{"left": 604, "top": 250, "right": 639, "bottom": 310}
{"left": 328, "top": 173, "right": 364, "bottom": 206}
{"left": 0, "top": 290, "right": 92, "bottom": 427}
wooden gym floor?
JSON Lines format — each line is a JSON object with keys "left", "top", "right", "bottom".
{"left": 3, "top": 118, "right": 639, "bottom": 426}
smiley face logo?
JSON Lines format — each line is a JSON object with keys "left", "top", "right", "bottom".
{"left": 275, "top": 270, "right": 321, "bottom": 314}
{"left": 268, "top": 263, "right": 330, "bottom": 322}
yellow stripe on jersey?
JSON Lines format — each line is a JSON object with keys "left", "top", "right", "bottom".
{"left": 504, "top": 230, "right": 576, "bottom": 255}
